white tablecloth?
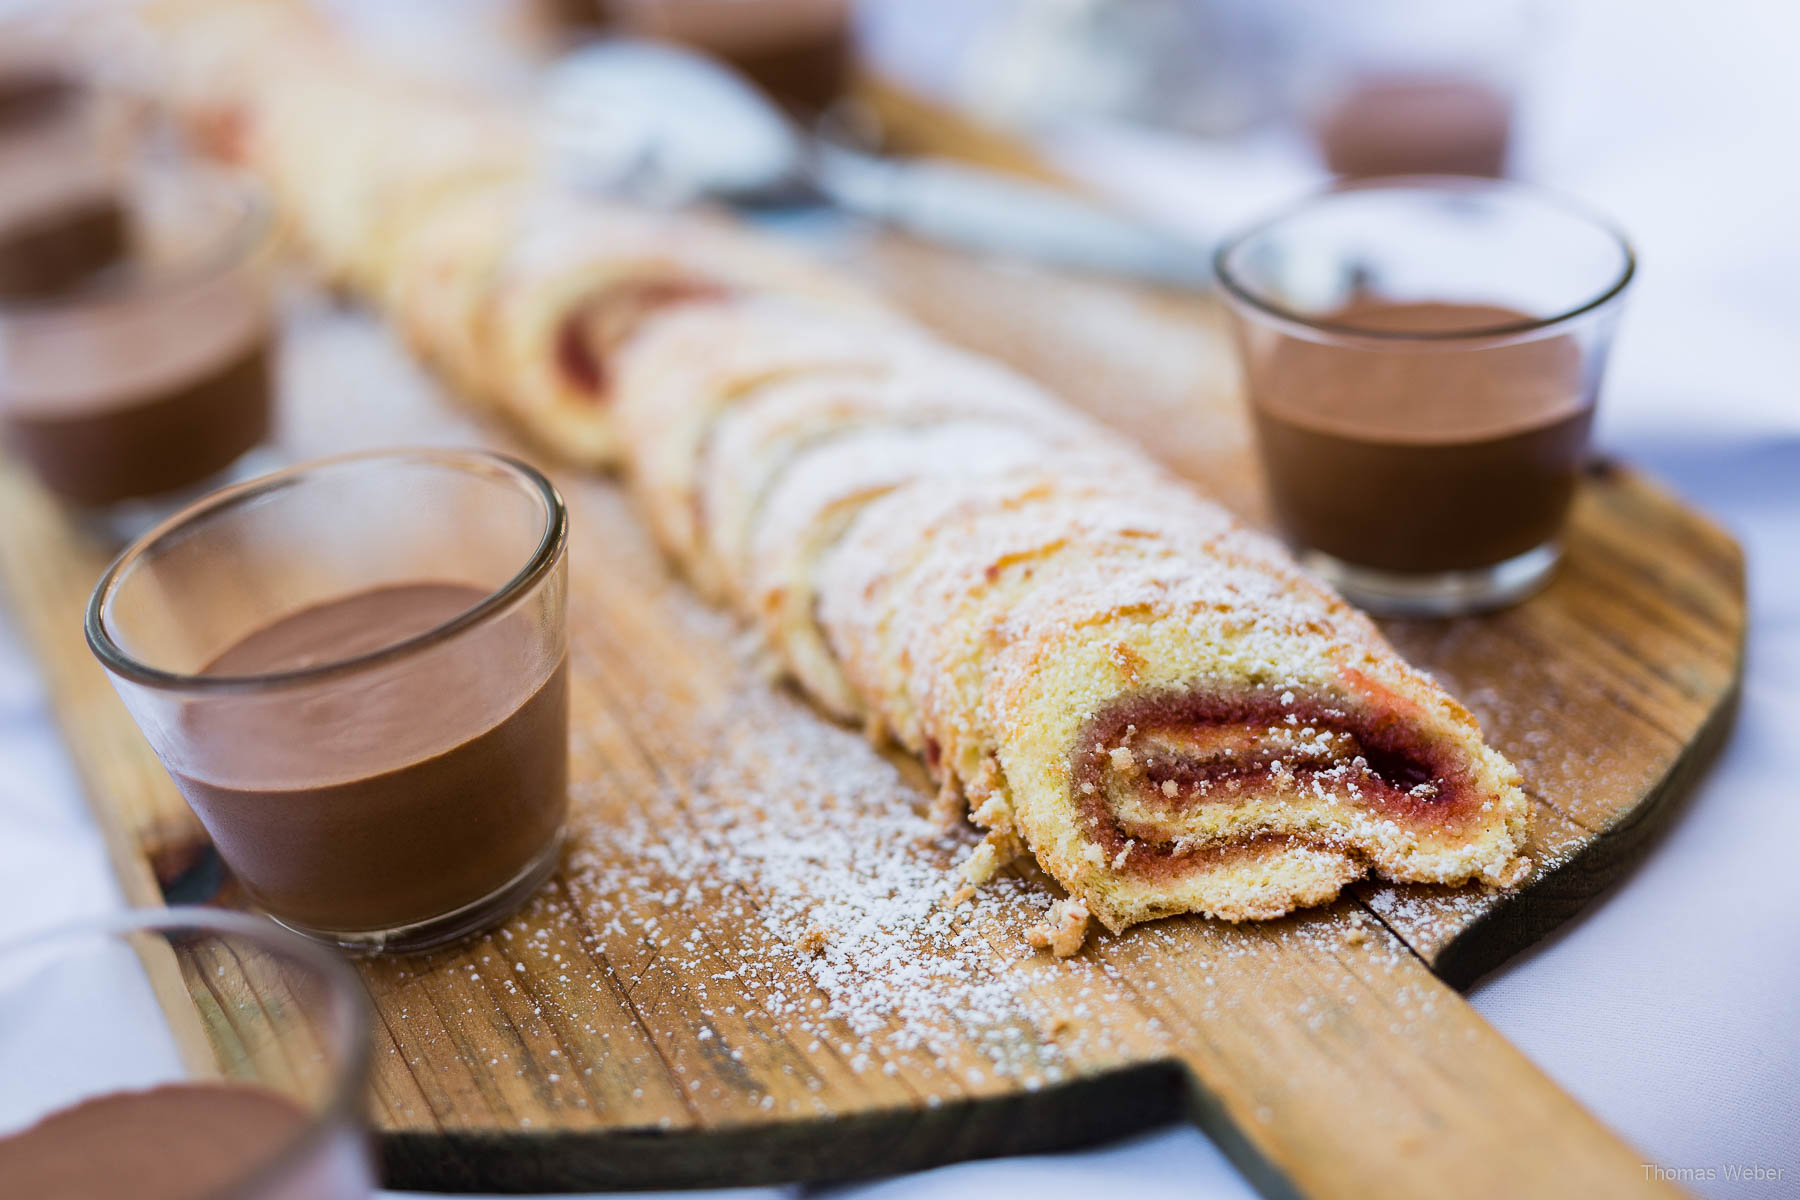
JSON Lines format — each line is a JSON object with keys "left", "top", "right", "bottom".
{"left": 3, "top": 0, "right": 1796, "bottom": 1196}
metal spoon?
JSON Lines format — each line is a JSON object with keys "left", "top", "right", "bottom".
{"left": 541, "top": 39, "right": 1215, "bottom": 289}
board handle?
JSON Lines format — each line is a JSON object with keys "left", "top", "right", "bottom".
{"left": 1131, "top": 911, "right": 1687, "bottom": 1200}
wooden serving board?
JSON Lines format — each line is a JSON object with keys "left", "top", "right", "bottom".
{"left": 0, "top": 233, "right": 1740, "bottom": 1200}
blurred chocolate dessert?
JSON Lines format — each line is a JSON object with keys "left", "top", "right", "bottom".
{"left": 0, "top": 48, "right": 128, "bottom": 299}
{"left": 0, "top": 1082, "right": 318, "bottom": 1200}
{"left": 0, "top": 158, "right": 127, "bottom": 301}
{"left": 0, "top": 167, "right": 274, "bottom": 507}
{"left": 1314, "top": 73, "right": 1513, "bottom": 179}
{"left": 2, "top": 323, "right": 271, "bottom": 506}
{"left": 0, "top": 55, "right": 80, "bottom": 132}
{"left": 601, "top": 0, "right": 852, "bottom": 112}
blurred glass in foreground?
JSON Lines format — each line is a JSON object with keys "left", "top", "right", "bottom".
{"left": 0, "top": 908, "right": 374, "bottom": 1199}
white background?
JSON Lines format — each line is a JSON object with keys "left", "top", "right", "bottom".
{"left": 3, "top": 0, "right": 1797, "bottom": 1197}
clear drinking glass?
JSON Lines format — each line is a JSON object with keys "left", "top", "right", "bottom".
{"left": 1215, "top": 176, "right": 1634, "bottom": 616}
{"left": 0, "top": 18, "right": 138, "bottom": 298}
{"left": 1274, "top": 0, "right": 1533, "bottom": 179}
{"left": 0, "top": 160, "right": 275, "bottom": 514}
{"left": 86, "top": 449, "right": 571, "bottom": 953}
{"left": 0, "top": 907, "right": 374, "bottom": 1199}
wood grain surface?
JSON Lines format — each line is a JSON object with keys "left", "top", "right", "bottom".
{"left": 0, "top": 239, "right": 1738, "bottom": 1198}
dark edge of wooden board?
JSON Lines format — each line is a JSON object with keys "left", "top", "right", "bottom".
{"left": 381, "top": 1063, "right": 1192, "bottom": 1193}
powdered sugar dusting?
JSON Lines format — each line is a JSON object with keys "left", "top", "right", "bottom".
{"left": 560, "top": 677, "right": 1139, "bottom": 1085}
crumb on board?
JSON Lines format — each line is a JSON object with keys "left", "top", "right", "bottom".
{"left": 928, "top": 778, "right": 964, "bottom": 829}
{"left": 959, "top": 829, "right": 1023, "bottom": 887}
{"left": 1498, "top": 855, "right": 1533, "bottom": 888}
{"left": 1026, "top": 897, "right": 1090, "bottom": 958}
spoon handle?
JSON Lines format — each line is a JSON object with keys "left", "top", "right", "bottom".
{"left": 815, "top": 146, "right": 1216, "bottom": 290}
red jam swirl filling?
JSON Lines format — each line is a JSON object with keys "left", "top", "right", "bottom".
{"left": 553, "top": 278, "right": 728, "bottom": 402}
{"left": 555, "top": 314, "right": 603, "bottom": 396}
{"left": 1071, "top": 689, "right": 1474, "bottom": 877}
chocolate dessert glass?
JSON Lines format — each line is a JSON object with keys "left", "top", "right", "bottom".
{"left": 0, "top": 908, "right": 374, "bottom": 1198}
{"left": 1287, "top": 3, "right": 1531, "bottom": 179}
{"left": 0, "top": 32, "right": 135, "bottom": 300}
{"left": 87, "top": 449, "right": 572, "bottom": 953}
{"left": 0, "top": 162, "right": 275, "bottom": 513}
{"left": 1215, "top": 177, "right": 1634, "bottom": 616}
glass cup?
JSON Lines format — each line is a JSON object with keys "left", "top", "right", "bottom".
{"left": 1, "top": 39, "right": 132, "bottom": 299}
{"left": 0, "top": 907, "right": 374, "bottom": 1199}
{"left": 1273, "top": 0, "right": 1532, "bottom": 179}
{"left": 1215, "top": 176, "right": 1634, "bottom": 616}
{"left": 86, "top": 449, "right": 572, "bottom": 953}
{"left": 0, "top": 158, "right": 276, "bottom": 517}
{"left": 602, "top": 0, "right": 854, "bottom": 114}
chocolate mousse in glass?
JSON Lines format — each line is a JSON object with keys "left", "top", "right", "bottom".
{"left": 0, "top": 161, "right": 275, "bottom": 514}
{"left": 1215, "top": 177, "right": 1634, "bottom": 616}
{"left": 602, "top": 0, "right": 852, "bottom": 113}
{"left": 87, "top": 449, "right": 572, "bottom": 953}
{"left": 0, "top": 33, "right": 134, "bottom": 299}
{"left": 0, "top": 907, "right": 374, "bottom": 1199}
{"left": 1285, "top": 0, "right": 1529, "bottom": 180}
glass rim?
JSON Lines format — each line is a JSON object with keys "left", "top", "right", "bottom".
{"left": 1212, "top": 174, "right": 1637, "bottom": 345}
{"left": 85, "top": 447, "right": 568, "bottom": 694}
{"left": 0, "top": 905, "right": 370, "bottom": 1200}
{"left": 0, "top": 161, "right": 273, "bottom": 320}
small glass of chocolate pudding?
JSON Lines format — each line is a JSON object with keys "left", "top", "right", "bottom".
{"left": 601, "top": 0, "right": 853, "bottom": 114}
{"left": 1311, "top": 73, "right": 1514, "bottom": 180}
{"left": 0, "top": 162, "right": 276, "bottom": 513}
{"left": 0, "top": 907, "right": 374, "bottom": 1199}
{"left": 0, "top": 29, "right": 136, "bottom": 299}
{"left": 1215, "top": 177, "right": 1635, "bottom": 616}
{"left": 1282, "top": 1, "right": 1529, "bottom": 179}
{"left": 86, "top": 450, "right": 572, "bottom": 953}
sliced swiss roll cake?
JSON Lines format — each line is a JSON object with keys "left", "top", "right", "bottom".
{"left": 246, "top": 67, "right": 534, "bottom": 294}
{"left": 694, "top": 360, "right": 1119, "bottom": 605}
{"left": 740, "top": 421, "right": 1136, "bottom": 722}
{"left": 381, "top": 175, "right": 535, "bottom": 407}
{"left": 333, "top": 106, "right": 535, "bottom": 299}
{"left": 612, "top": 298, "right": 934, "bottom": 582}
{"left": 815, "top": 465, "right": 1528, "bottom": 933}
{"left": 134, "top": 0, "right": 329, "bottom": 163}
{"left": 615, "top": 298, "right": 1127, "bottom": 600}
{"left": 145, "top": 1, "right": 534, "bottom": 296}
{"left": 989, "top": 548, "right": 1529, "bottom": 931}
{"left": 480, "top": 209, "right": 892, "bottom": 467}
{"left": 819, "top": 466, "right": 1241, "bottom": 773}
